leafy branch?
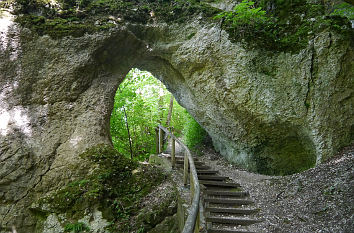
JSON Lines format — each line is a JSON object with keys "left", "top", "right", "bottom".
{"left": 214, "top": 0, "right": 270, "bottom": 37}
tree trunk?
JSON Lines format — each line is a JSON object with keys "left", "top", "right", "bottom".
{"left": 119, "top": 87, "right": 133, "bottom": 159}
{"left": 158, "top": 94, "right": 164, "bottom": 124}
{"left": 122, "top": 105, "right": 133, "bottom": 160}
{"left": 165, "top": 95, "right": 174, "bottom": 127}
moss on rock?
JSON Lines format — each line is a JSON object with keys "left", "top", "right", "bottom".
{"left": 15, "top": 15, "right": 100, "bottom": 39}
{"left": 11, "top": 0, "right": 221, "bottom": 39}
{"left": 31, "top": 144, "right": 171, "bottom": 232}
{"left": 217, "top": 0, "right": 353, "bottom": 52}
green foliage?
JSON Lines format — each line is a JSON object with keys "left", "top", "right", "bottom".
{"left": 183, "top": 113, "right": 207, "bottom": 149}
{"left": 215, "top": 0, "right": 352, "bottom": 52}
{"left": 64, "top": 222, "right": 90, "bottom": 233}
{"left": 331, "top": 3, "right": 354, "bottom": 20}
{"left": 110, "top": 69, "right": 210, "bottom": 160}
{"left": 111, "top": 69, "right": 161, "bottom": 160}
{"left": 110, "top": 69, "right": 189, "bottom": 161}
{"left": 214, "top": 0, "right": 268, "bottom": 27}
{"left": 214, "top": 0, "right": 276, "bottom": 48}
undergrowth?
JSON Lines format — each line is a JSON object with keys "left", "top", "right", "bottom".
{"left": 183, "top": 113, "right": 207, "bottom": 151}
{"left": 64, "top": 222, "right": 90, "bottom": 233}
{"left": 34, "top": 144, "right": 169, "bottom": 232}
{"left": 215, "top": 0, "right": 353, "bottom": 52}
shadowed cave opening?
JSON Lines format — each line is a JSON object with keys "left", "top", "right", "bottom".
{"left": 252, "top": 132, "right": 317, "bottom": 176}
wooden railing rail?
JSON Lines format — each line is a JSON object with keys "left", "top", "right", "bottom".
{"left": 156, "top": 125, "right": 200, "bottom": 233}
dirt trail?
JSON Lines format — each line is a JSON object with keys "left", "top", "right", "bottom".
{"left": 196, "top": 145, "right": 354, "bottom": 233}
{"left": 164, "top": 135, "right": 353, "bottom": 232}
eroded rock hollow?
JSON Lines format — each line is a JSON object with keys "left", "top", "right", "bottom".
{"left": 0, "top": 1, "right": 353, "bottom": 232}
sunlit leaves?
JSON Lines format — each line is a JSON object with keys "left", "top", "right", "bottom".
{"left": 331, "top": 3, "right": 354, "bottom": 20}
{"left": 110, "top": 68, "right": 187, "bottom": 160}
{"left": 214, "top": 0, "right": 268, "bottom": 27}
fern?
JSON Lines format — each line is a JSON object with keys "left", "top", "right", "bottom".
{"left": 214, "top": 0, "right": 268, "bottom": 27}
{"left": 64, "top": 222, "right": 90, "bottom": 233}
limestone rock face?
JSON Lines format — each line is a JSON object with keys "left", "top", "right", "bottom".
{"left": 0, "top": 6, "right": 353, "bottom": 233}
{"left": 136, "top": 22, "right": 353, "bottom": 175}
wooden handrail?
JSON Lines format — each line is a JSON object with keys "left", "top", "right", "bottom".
{"left": 157, "top": 125, "right": 200, "bottom": 233}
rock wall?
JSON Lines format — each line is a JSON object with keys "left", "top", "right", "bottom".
{"left": 134, "top": 21, "right": 353, "bottom": 175}
{"left": 0, "top": 4, "right": 353, "bottom": 232}
{"left": 0, "top": 13, "right": 148, "bottom": 231}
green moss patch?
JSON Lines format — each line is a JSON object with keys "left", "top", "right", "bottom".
{"left": 32, "top": 144, "right": 173, "bottom": 232}
{"left": 15, "top": 15, "right": 101, "bottom": 39}
{"left": 216, "top": 0, "right": 353, "bottom": 53}
{"left": 11, "top": 0, "right": 221, "bottom": 39}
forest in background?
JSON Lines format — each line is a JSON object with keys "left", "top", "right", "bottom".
{"left": 110, "top": 69, "right": 206, "bottom": 161}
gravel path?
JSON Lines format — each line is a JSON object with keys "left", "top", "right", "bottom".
{"left": 196, "top": 144, "right": 354, "bottom": 233}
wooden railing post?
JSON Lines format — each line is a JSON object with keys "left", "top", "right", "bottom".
{"left": 194, "top": 209, "right": 200, "bottom": 233}
{"left": 155, "top": 127, "right": 159, "bottom": 154}
{"left": 159, "top": 127, "right": 163, "bottom": 153}
{"left": 190, "top": 168, "right": 199, "bottom": 233}
{"left": 171, "top": 138, "right": 176, "bottom": 168}
{"left": 183, "top": 151, "right": 189, "bottom": 186}
{"left": 157, "top": 125, "right": 200, "bottom": 233}
{"left": 190, "top": 169, "right": 194, "bottom": 203}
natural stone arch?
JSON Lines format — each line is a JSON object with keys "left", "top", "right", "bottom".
{"left": 136, "top": 54, "right": 318, "bottom": 176}
{"left": 1, "top": 10, "right": 353, "bottom": 232}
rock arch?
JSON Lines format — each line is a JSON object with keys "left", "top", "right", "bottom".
{"left": 0, "top": 14, "right": 353, "bottom": 232}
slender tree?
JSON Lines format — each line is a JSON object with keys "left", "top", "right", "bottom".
{"left": 119, "top": 87, "right": 133, "bottom": 159}
{"left": 165, "top": 95, "right": 174, "bottom": 127}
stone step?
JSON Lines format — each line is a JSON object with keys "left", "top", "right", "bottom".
{"left": 207, "top": 229, "right": 256, "bottom": 233}
{"left": 197, "top": 170, "right": 219, "bottom": 174}
{"left": 206, "top": 217, "right": 262, "bottom": 226}
{"left": 196, "top": 166, "right": 212, "bottom": 170}
{"left": 176, "top": 160, "right": 205, "bottom": 166}
{"left": 205, "top": 190, "right": 249, "bottom": 197}
{"left": 204, "top": 198, "right": 253, "bottom": 205}
{"left": 177, "top": 164, "right": 211, "bottom": 170}
{"left": 198, "top": 175, "right": 228, "bottom": 181}
{"left": 206, "top": 207, "right": 259, "bottom": 215}
{"left": 168, "top": 156, "right": 199, "bottom": 161}
{"left": 200, "top": 181, "right": 240, "bottom": 188}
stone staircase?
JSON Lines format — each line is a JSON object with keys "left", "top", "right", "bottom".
{"left": 173, "top": 156, "right": 262, "bottom": 233}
